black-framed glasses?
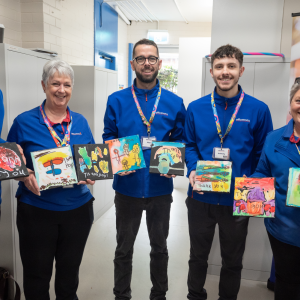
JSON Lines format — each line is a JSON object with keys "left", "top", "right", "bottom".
{"left": 295, "top": 77, "right": 300, "bottom": 84}
{"left": 133, "top": 56, "right": 159, "bottom": 65}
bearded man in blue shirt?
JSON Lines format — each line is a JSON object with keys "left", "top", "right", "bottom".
{"left": 183, "top": 45, "right": 273, "bottom": 300}
{"left": 103, "top": 39, "right": 186, "bottom": 300}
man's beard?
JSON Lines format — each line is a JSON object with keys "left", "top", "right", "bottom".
{"left": 214, "top": 76, "right": 239, "bottom": 92}
{"left": 135, "top": 67, "right": 159, "bottom": 84}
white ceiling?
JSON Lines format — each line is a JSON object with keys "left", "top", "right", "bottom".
{"left": 105, "top": 0, "right": 213, "bottom": 23}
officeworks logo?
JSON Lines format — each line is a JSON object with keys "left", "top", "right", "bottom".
{"left": 156, "top": 111, "right": 168, "bottom": 116}
{"left": 71, "top": 132, "right": 82, "bottom": 135}
{"left": 236, "top": 118, "right": 250, "bottom": 123}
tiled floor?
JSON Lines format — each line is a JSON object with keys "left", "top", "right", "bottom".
{"left": 22, "top": 189, "right": 274, "bottom": 300}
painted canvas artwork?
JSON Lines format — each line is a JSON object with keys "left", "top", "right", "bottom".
{"left": 193, "top": 161, "right": 232, "bottom": 193}
{"left": 286, "top": 168, "right": 300, "bottom": 208}
{"left": 73, "top": 144, "right": 113, "bottom": 181}
{"left": 233, "top": 177, "right": 275, "bottom": 218}
{"left": 0, "top": 142, "right": 28, "bottom": 180}
{"left": 149, "top": 142, "right": 185, "bottom": 176}
{"left": 31, "top": 145, "right": 78, "bottom": 191}
{"left": 105, "top": 135, "right": 146, "bottom": 174}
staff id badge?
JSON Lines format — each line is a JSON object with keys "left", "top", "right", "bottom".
{"left": 212, "top": 147, "right": 230, "bottom": 160}
{"left": 141, "top": 136, "right": 156, "bottom": 150}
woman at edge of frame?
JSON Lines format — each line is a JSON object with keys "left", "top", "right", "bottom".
{"left": 251, "top": 81, "right": 300, "bottom": 300}
{"left": 7, "top": 59, "right": 95, "bottom": 300}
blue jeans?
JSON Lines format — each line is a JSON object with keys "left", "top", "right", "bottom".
{"left": 113, "top": 192, "right": 172, "bottom": 300}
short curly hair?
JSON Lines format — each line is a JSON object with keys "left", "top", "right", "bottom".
{"left": 211, "top": 44, "right": 243, "bottom": 67}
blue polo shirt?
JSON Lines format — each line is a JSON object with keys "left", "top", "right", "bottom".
{"left": 7, "top": 101, "right": 94, "bottom": 211}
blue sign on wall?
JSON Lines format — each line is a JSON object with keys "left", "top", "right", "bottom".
{"left": 94, "top": 0, "right": 118, "bottom": 70}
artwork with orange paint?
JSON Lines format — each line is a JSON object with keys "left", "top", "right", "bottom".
{"left": 233, "top": 177, "right": 275, "bottom": 218}
{"left": 193, "top": 160, "right": 232, "bottom": 193}
{"left": 31, "top": 145, "right": 78, "bottom": 191}
{"left": 105, "top": 135, "right": 146, "bottom": 174}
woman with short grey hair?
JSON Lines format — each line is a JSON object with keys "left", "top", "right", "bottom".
{"left": 251, "top": 81, "right": 300, "bottom": 299}
{"left": 7, "top": 59, "right": 95, "bottom": 300}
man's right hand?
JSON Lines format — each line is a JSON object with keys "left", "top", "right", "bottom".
{"left": 189, "top": 170, "right": 204, "bottom": 195}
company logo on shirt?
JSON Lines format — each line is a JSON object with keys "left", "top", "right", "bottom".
{"left": 236, "top": 118, "right": 250, "bottom": 123}
{"left": 71, "top": 132, "right": 82, "bottom": 135}
{"left": 156, "top": 111, "right": 168, "bottom": 116}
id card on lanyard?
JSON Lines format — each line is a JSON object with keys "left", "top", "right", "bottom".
{"left": 211, "top": 90, "right": 244, "bottom": 160}
{"left": 132, "top": 85, "right": 161, "bottom": 150}
{"left": 40, "top": 104, "right": 74, "bottom": 188}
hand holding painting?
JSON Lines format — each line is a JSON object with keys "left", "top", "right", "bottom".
{"left": 18, "top": 168, "right": 41, "bottom": 196}
{"left": 189, "top": 170, "right": 204, "bottom": 195}
{"left": 77, "top": 179, "right": 95, "bottom": 185}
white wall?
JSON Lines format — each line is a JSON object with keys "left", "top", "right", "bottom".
{"left": 60, "top": 0, "right": 94, "bottom": 65}
{"left": 281, "top": 0, "right": 300, "bottom": 58}
{"left": 128, "top": 21, "right": 212, "bottom": 45}
{"left": 211, "top": 0, "right": 284, "bottom": 53}
{"left": 118, "top": 16, "right": 128, "bottom": 88}
{"left": 0, "top": 0, "right": 22, "bottom": 47}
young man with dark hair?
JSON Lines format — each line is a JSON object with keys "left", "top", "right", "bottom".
{"left": 103, "top": 39, "right": 186, "bottom": 300}
{"left": 183, "top": 44, "right": 273, "bottom": 300}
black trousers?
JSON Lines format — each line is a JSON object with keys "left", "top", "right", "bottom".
{"left": 268, "top": 231, "right": 300, "bottom": 300}
{"left": 186, "top": 197, "right": 249, "bottom": 300}
{"left": 17, "top": 199, "right": 94, "bottom": 300}
{"left": 113, "top": 192, "right": 172, "bottom": 300}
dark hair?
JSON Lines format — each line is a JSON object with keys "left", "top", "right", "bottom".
{"left": 132, "top": 39, "right": 159, "bottom": 59}
{"left": 211, "top": 44, "right": 243, "bottom": 67}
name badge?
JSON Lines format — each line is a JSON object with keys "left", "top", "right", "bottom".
{"left": 63, "top": 185, "right": 74, "bottom": 188}
{"left": 141, "top": 136, "right": 156, "bottom": 150}
{"left": 212, "top": 147, "right": 230, "bottom": 160}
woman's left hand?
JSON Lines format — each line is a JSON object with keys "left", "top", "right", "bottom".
{"left": 77, "top": 179, "right": 95, "bottom": 186}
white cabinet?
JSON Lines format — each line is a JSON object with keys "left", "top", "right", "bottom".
{"left": 0, "top": 44, "right": 53, "bottom": 296}
{"left": 70, "top": 66, "right": 118, "bottom": 221}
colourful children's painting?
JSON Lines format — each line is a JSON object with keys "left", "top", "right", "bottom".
{"left": 286, "top": 168, "right": 300, "bottom": 208}
{"left": 149, "top": 142, "right": 185, "bottom": 176}
{"left": 105, "top": 135, "right": 146, "bottom": 174}
{"left": 233, "top": 177, "right": 276, "bottom": 217}
{"left": 0, "top": 142, "right": 29, "bottom": 180}
{"left": 193, "top": 160, "right": 232, "bottom": 192}
{"left": 31, "top": 146, "right": 78, "bottom": 191}
{"left": 73, "top": 144, "right": 113, "bottom": 181}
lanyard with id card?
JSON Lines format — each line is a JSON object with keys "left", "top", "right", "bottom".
{"left": 211, "top": 90, "right": 245, "bottom": 160}
{"left": 131, "top": 85, "right": 161, "bottom": 149}
{"left": 40, "top": 104, "right": 75, "bottom": 188}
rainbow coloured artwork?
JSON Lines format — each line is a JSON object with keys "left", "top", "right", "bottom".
{"left": 193, "top": 161, "right": 232, "bottom": 193}
{"left": 286, "top": 168, "right": 300, "bottom": 208}
{"left": 73, "top": 144, "right": 113, "bottom": 181}
{"left": 233, "top": 177, "right": 275, "bottom": 218}
{"left": 105, "top": 135, "right": 146, "bottom": 174}
{"left": 149, "top": 142, "right": 185, "bottom": 176}
{"left": 31, "top": 145, "right": 78, "bottom": 191}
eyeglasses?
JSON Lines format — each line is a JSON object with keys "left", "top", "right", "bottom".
{"left": 133, "top": 56, "right": 159, "bottom": 65}
{"left": 295, "top": 77, "right": 300, "bottom": 84}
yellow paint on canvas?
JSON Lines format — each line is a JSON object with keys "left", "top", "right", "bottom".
{"left": 94, "top": 165, "right": 99, "bottom": 173}
{"left": 104, "top": 148, "right": 108, "bottom": 156}
{"left": 211, "top": 182, "right": 229, "bottom": 192}
{"left": 91, "top": 151, "right": 97, "bottom": 161}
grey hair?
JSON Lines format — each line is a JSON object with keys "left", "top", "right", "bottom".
{"left": 42, "top": 60, "right": 74, "bottom": 87}
{"left": 290, "top": 82, "right": 300, "bottom": 103}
